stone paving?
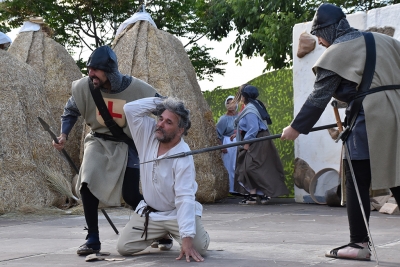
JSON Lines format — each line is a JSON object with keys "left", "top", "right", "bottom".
{"left": 0, "top": 197, "right": 399, "bottom": 266}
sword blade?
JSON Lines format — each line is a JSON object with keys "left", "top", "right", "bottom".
{"left": 137, "top": 122, "right": 342, "bottom": 165}
{"left": 38, "top": 117, "right": 59, "bottom": 143}
{"left": 37, "top": 118, "right": 120, "bottom": 235}
{"left": 37, "top": 117, "right": 80, "bottom": 174}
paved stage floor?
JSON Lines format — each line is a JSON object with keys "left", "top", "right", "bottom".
{"left": 0, "top": 197, "right": 399, "bottom": 266}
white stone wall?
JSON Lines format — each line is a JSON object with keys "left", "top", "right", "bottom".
{"left": 292, "top": 4, "right": 400, "bottom": 202}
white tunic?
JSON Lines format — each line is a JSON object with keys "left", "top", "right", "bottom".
{"left": 124, "top": 97, "right": 202, "bottom": 238}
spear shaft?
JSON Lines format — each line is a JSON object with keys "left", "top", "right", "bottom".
{"left": 139, "top": 122, "right": 342, "bottom": 165}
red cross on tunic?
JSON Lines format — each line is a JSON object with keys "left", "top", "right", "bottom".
{"left": 100, "top": 101, "right": 122, "bottom": 118}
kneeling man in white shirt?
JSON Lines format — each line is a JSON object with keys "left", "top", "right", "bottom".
{"left": 117, "top": 97, "right": 210, "bottom": 262}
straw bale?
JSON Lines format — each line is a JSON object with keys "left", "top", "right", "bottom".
{"left": 8, "top": 30, "right": 83, "bottom": 175}
{"left": 112, "top": 21, "right": 228, "bottom": 203}
{"left": 0, "top": 50, "right": 73, "bottom": 213}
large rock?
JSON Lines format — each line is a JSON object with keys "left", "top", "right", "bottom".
{"left": 112, "top": 21, "right": 228, "bottom": 202}
{"left": 0, "top": 50, "right": 73, "bottom": 213}
{"left": 8, "top": 29, "right": 83, "bottom": 175}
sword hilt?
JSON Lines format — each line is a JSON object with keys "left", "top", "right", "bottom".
{"left": 331, "top": 100, "right": 344, "bottom": 133}
{"left": 335, "top": 127, "right": 350, "bottom": 143}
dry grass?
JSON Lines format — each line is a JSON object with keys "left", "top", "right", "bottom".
{"left": 17, "top": 204, "right": 42, "bottom": 214}
{"left": 112, "top": 21, "right": 228, "bottom": 203}
{"left": 8, "top": 30, "right": 83, "bottom": 177}
{"left": 40, "top": 164, "right": 78, "bottom": 201}
{"left": 0, "top": 49, "right": 74, "bottom": 213}
{"left": 66, "top": 204, "right": 84, "bottom": 215}
{"left": 0, "top": 204, "right": 83, "bottom": 219}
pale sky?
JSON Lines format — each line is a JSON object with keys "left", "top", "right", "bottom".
{"left": 6, "top": 28, "right": 266, "bottom": 92}
{"left": 193, "top": 31, "right": 267, "bottom": 91}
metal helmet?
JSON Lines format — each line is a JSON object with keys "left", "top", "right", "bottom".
{"left": 311, "top": 3, "right": 346, "bottom": 35}
{"left": 86, "top": 45, "right": 118, "bottom": 73}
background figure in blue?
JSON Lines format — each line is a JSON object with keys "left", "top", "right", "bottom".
{"left": 281, "top": 3, "right": 400, "bottom": 261}
{"left": 216, "top": 96, "right": 238, "bottom": 195}
{"left": 232, "top": 85, "right": 289, "bottom": 205}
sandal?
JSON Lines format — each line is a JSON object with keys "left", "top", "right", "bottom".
{"left": 239, "top": 194, "right": 257, "bottom": 205}
{"left": 259, "top": 195, "right": 271, "bottom": 205}
{"left": 325, "top": 243, "right": 371, "bottom": 261}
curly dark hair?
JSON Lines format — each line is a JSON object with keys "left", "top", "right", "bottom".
{"left": 155, "top": 98, "right": 191, "bottom": 136}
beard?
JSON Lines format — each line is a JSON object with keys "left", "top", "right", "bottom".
{"left": 155, "top": 128, "right": 176, "bottom": 143}
{"left": 90, "top": 75, "right": 106, "bottom": 89}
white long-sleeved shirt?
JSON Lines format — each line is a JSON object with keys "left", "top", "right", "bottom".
{"left": 123, "top": 97, "right": 202, "bottom": 238}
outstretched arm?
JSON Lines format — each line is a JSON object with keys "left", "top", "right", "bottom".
{"left": 174, "top": 157, "right": 203, "bottom": 262}
{"left": 281, "top": 68, "right": 341, "bottom": 141}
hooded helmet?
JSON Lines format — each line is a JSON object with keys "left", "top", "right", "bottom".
{"left": 241, "top": 85, "right": 259, "bottom": 100}
{"left": 86, "top": 45, "right": 118, "bottom": 73}
{"left": 311, "top": 3, "right": 346, "bottom": 35}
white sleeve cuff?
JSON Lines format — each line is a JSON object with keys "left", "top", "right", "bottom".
{"left": 180, "top": 234, "right": 195, "bottom": 239}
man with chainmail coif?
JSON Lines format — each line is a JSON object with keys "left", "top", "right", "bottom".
{"left": 52, "top": 45, "right": 161, "bottom": 255}
{"left": 281, "top": 3, "right": 400, "bottom": 261}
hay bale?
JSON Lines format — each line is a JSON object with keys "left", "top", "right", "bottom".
{"left": 0, "top": 50, "right": 73, "bottom": 213}
{"left": 8, "top": 30, "right": 83, "bottom": 175}
{"left": 112, "top": 21, "right": 228, "bottom": 203}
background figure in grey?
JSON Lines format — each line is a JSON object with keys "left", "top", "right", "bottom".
{"left": 232, "top": 85, "right": 289, "bottom": 205}
{"left": 281, "top": 3, "right": 400, "bottom": 261}
{"left": 216, "top": 95, "right": 238, "bottom": 195}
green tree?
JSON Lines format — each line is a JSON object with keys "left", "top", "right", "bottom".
{"left": 2, "top": 0, "right": 396, "bottom": 78}
{"left": 0, "top": 0, "right": 226, "bottom": 80}
{"left": 201, "top": 0, "right": 398, "bottom": 72}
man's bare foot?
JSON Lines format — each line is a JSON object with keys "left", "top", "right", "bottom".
{"left": 325, "top": 242, "right": 371, "bottom": 261}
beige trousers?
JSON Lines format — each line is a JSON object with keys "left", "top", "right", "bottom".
{"left": 117, "top": 213, "right": 210, "bottom": 256}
